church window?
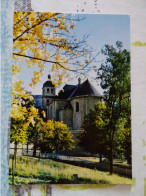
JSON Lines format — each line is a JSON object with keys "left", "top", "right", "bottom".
{"left": 76, "top": 102, "right": 79, "bottom": 112}
{"left": 47, "top": 88, "right": 50, "bottom": 93}
{"left": 51, "top": 88, "right": 54, "bottom": 94}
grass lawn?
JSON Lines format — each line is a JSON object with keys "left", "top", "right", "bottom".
{"left": 9, "top": 155, "right": 131, "bottom": 185}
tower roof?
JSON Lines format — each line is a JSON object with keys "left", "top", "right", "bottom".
{"left": 43, "top": 75, "right": 54, "bottom": 88}
{"left": 43, "top": 80, "right": 54, "bottom": 88}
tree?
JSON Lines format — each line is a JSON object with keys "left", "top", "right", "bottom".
{"left": 97, "top": 41, "right": 131, "bottom": 174}
{"left": 26, "top": 119, "right": 74, "bottom": 156}
{"left": 38, "top": 120, "right": 74, "bottom": 153}
{"left": 79, "top": 102, "right": 108, "bottom": 163}
{"left": 115, "top": 117, "right": 131, "bottom": 164}
{"left": 80, "top": 42, "right": 131, "bottom": 173}
{"left": 13, "top": 12, "right": 98, "bottom": 88}
{"left": 27, "top": 117, "right": 44, "bottom": 157}
{"left": 10, "top": 92, "right": 41, "bottom": 183}
{"left": 10, "top": 118, "right": 28, "bottom": 184}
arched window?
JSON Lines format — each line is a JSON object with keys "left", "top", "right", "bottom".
{"left": 51, "top": 88, "right": 54, "bottom": 94}
{"left": 76, "top": 102, "right": 79, "bottom": 112}
{"left": 47, "top": 88, "right": 50, "bottom": 93}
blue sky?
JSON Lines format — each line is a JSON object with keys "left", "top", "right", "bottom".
{"left": 17, "top": 14, "right": 130, "bottom": 95}
{"left": 74, "top": 14, "right": 130, "bottom": 50}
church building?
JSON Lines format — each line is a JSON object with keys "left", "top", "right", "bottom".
{"left": 42, "top": 75, "right": 102, "bottom": 130}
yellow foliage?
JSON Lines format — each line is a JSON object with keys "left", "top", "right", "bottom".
{"left": 13, "top": 12, "right": 88, "bottom": 90}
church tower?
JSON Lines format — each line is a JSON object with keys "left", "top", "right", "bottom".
{"left": 42, "top": 75, "right": 56, "bottom": 109}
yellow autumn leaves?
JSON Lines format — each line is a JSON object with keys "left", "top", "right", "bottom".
{"left": 13, "top": 12, "right": 92, "bottom": 89}
{"left": 39, "top": 120, "right": 74, "bottom": 152}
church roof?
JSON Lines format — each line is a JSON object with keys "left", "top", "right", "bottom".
{"left": 56, "top": 79, "right": 101, "bottom": 100}
{"left": 56, "top": 85, "right": 76, "bottom": 99}
{"left": 63, "top": 84, "right": 76, "bottom": 92}
{"left": 71, "top": 79, "right": 101, "bottom": 98}
{"left": 43, "top": 80, "right": 54, "bottom": 88}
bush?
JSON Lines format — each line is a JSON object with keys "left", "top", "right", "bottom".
{"left": 38, "top": 120, "right": 74, "bottom": 153}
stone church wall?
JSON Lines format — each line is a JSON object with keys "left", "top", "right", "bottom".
{"left": 62, "top": 108, "right": 73, "bottom": 129}
{"left": 47, "top": 100, "right": 66, "bottom": 120}
{"left": 70, "top": 96, "right": 100, "bottom": 130}
{"left": 86, "top": 96, "right": 101, "bottom": 111}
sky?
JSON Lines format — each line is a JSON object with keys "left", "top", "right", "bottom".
{"left": 17, "top": 14, "right": 130, "bottom": 95}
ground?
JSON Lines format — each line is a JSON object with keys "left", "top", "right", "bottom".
{"left": 9, "top": 155, "right": 131, "bottom": 185}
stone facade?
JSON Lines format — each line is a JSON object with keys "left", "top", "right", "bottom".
{"left": 70, "top": 96, "right": 100, "bottom": 130}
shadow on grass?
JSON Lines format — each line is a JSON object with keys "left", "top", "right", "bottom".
{"left": 9, "top": 174, "right": 110, "bottom": 185}
{"left": 50, "top": 158, "right": 132, "bottom": 178}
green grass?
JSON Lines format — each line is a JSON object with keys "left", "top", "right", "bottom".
{"left": 9, "top": 155, "right": 131, "bottom": 185}
{"left": 9, "top": 175, "right": 50, "bottom": 185}
{"left": 113, "top": 162, "right": 131, "bottom": 169}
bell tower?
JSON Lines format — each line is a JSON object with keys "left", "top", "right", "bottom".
{"left": 42, "top": 75, "right": 56, "bottom": 108}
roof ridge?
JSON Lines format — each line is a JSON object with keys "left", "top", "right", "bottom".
{"left": 67, "top": 79, "right": 89, "bottom": 100}
{"left": 65, "top": 84, "right": 76, "bottom": 86}
{"left": 67, "top": 84, "right": 79, "bottom": 100}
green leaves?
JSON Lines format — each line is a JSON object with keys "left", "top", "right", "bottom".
{"left": 98, "top": 42, "right": 131, "bottom": 163}
{"left": 80, "top": 42, "right": 131, "bottom": 166}
{"left": 79, "top": 101, "right": 108, "bottom": 155}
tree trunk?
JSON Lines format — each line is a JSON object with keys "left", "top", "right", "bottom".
{"left": 12, "top": 155, "right": 15, "bottom": 185}
{"left": 109, "top": 144, "right": 113, "bottom": 175}
{"left": 27, "top": 142, "right": 29, "bottom": 153}
{"left": 14, "top": 143, "right": 17, "bottom": 168}
{"left": 99, "top": 153, "right": 102, "bottom": 163}
{"left": 22, "top": 144, "right": 23, "bottom": 155}
{"left": 126, "top": 154, "right": 131, "bottom": 165}
{"left": 33, "top": 143, "right": 37, "bottom": 157}
{"left": 12, "top": 142, "right": 17, "bottom": 185}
